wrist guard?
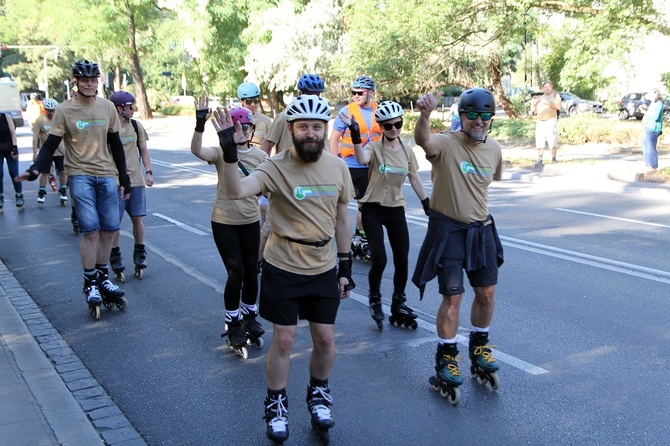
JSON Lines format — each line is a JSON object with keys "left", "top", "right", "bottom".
{"left": 217, "top": 127, "right": 238, "bottom": 163}
{"left": 120, "top": 173, "right": 132, "bottom": 193}
{"left": 421, "top": 197, "right": 430, "bottom": 216}
{"left": 195, "top": 108, "right": 209, "bottom": 133}
{"left": 337, "top": 252, "right": 356, "bottom": 291}
{"left": 348, "top": 120, "right": 362, "bottom": 145}
{"left": 10, "top": 145, "right": 18, "bottom": 157}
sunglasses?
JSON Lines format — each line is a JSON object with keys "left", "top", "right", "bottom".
{"left": 243, "top": 98, "right": 259, "bottom": 105}
{"left": 464, "top": 111, "right": 493, "bottom": 121}
{"left": 241, "top": 123, "right": 253, "bottom": 131}
{"left": 382, "top": 120, "right": 403, "bottom": 131}
{"left": 351, "top": 90, "right": 367, "bottom": 96}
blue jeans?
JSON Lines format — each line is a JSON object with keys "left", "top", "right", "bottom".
{"left": 642, "top": 129, "right": 660, "bottom": 169}
{"left": 68, "top": 175, "right": 120, "bottom": 234}
{"left": 0, "top": 151, "right": 22, "bottom": 195}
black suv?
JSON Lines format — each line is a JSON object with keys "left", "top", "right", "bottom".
{"left": 618, "top": 92, "right": 670, "bottom": 121}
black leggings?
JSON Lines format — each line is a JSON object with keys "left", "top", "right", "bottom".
{"left": 211, "top": 220, "right": 260, "bottom": 312}
{"left": 361, "top": 203, "right": 410, "bottom": 296}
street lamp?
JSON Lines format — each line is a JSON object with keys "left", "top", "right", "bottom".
{"left": 42, "top": 47, "right": 58, "bottom": 98}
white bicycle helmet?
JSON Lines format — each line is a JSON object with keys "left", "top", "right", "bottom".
{"left": 375, "top": 101, "right": 403, "bottom": 122}
{"left": 42, "top": 98, "right": 59, "bottom": 110}
{"left": 237, "top": 82, "right": 261, "bottom": 99}
{"left": 285, "top": 95, "right": 331, "bottom": 122}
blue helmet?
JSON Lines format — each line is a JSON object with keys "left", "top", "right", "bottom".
{"left": 351, "top": 75, "right": 375, "bottom": 91}
{"left": 297, "top": 74, "right": 325, "bottom": 93}
{"left": 237, "top": 82, "right": 261, "bottom": 99}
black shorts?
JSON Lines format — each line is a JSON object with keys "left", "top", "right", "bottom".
{"left": 349, "top": 167, "right": 369, "bottom": 200}
{"left": 259, "top": 261, "right": 341, "bottom": 326}
{"left": 53, "top": 156, "right": 64, "bottom": 173}
{"left": 437, "top": 224, "right": 499, "bottom": 296}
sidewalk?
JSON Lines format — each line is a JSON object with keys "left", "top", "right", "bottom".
{"left": 0, "top": 261, "right": 146, "bottom": 446}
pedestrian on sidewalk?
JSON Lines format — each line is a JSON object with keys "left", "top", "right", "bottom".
{"left": 0, "top": 111, "right": 22, "bottom": 211}
{"left": 531, "top": 80, "right": 562, "bottom": 164}
{"left": 216, "top": 95, "right": 354, "bottom": 444}
{"left": 642, "top": 88, "right": 663, "bottom": 172}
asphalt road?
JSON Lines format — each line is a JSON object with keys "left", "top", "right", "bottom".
{"left": 1, "top": 121, "right": 669, "bottom": 445}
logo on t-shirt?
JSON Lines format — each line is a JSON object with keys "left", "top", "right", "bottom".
{"left": 460, "top": 161, "right": 492, "bottom": 177}
{"left": 44, "top": 124, "right": 51, "bottom": 131}
{"left": 76, "top": 119, "right": 107, "bottom": 130}
{"left": 379, "top": 164, "right": 408, "bottom": 175}
{"left": 293, "top": 185, "right": 339, "bottom": 200}
{"left": 120, "top": 135, "right": 136, "bottom": 144}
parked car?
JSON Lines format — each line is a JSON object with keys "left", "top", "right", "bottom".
{"left": 558, "top": 92, "right": 603, "bottom": 117}
{"left": 618, "top": 92, "right": 670, "bottom": 121}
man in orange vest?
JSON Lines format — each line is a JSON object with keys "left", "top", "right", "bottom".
{"left": 329, "top": 75, "right": 382, "bottom": 261}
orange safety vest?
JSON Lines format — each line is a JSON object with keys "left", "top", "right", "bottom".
{"left": 339, "top": 102, "right": 382, "bottom": 158}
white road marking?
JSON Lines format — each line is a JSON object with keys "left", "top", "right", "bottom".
{"left": 555, "top": 207, "right": 670, "bottom": 229}
{"left": 153, "top": 213, "right": 208, "bottom": 236}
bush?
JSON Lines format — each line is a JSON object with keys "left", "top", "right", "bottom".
{"left": 160, "top": 104, "right": 194, "bottom": 116}
{"left": 402, "top": 114, "right": 447, "bottom": 133}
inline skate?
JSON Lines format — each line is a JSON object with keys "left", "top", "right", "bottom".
{"left": 241, "top": 307, "right": 265, "bottom": 348}
{"left": 58, "top": 185, "right": 68, "bottom": 206}
{"left": 351, "top": 233, "right": 363, "bottom": 259}
{"left": 97, "top": 270, "right": 127, "bottom": 312}
{"left": 48, "top": 173, "right": 57, "bottom": 190}
{"left": 133, "top": 244, "right": 147, "bottom": 279}
{"left": 368, "top": 293, "right": 384, "bottom": 330}
{"left": 84, "top": 276, "right": 103, "bottom": 319}
{"left": 307, "top": 382, "right": 334, "bottom": 445}
{"left": 109, "top": 247, "right": 126, "bottom": 282}
{"left": 221, "top": 315, "right": 248, "bottom": 359}
{"left": 37, "top": 187, "right": 47, "bottom": 208}
{"left": 264, "top": 391, "right": 289, "bottom": 444}
{"left": 429, "top": 343, "right": 463, "bottom": 405}
{"left": 388, "top": 293, "right": 418, "bottom": 329}
{"left": 15, "top": 193, "right": 24, "bottom": 212}
{"left": 359, "top": 236, "right": 371, "bottom": 263}
{"left": 469, "top": 331, "right": 500, "bottom": 390}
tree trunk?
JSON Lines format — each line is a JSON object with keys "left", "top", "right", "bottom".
{"left": 488, "top": 56, "right": 519, "bottom": 119}
{"left": 123, "top": 0, "right": 153, "bottom": 119}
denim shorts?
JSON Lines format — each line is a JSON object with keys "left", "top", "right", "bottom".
{"left": 68, "top": 175, "right": 120, "bottom": 234}
{"left": 117, "top": 186, "right": 147, "bottom": 220}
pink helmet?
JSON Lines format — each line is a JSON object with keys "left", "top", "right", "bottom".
{"left": 229, "top": 107, "right": 254, "bottom": 126}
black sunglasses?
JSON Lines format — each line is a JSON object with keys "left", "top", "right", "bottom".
{"left": 382, "top": 120, "right": 403, "bottom": 131}
{"left": 243, "top": 98, "right": 259, "bottom": 105}
{"left": 241, "top": 123, "right": 253, "bottom": 131}
{"left": 464, "top": 111, "right": 493, "bottom": 121}
{"left": 351, "top": 90, "right": 366, "bottom": 96}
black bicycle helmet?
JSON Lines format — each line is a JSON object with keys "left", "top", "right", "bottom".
{"left": 297, "top": 74, "right": 325, "bottom": 93}
{"left": 72, "top": 60, "right": 100, "bottom": 78}
{"left": 458, "top": 87, "right": 495, "bottom": 114}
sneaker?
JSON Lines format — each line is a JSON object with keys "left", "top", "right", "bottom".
{"left": 264, "top": 392, "right": 289, "bottom": 443}
{"left": 535, "top": 158, "right": 543, "bottom": 165}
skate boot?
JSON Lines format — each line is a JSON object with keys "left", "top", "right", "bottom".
{"left": 71, "top": 208, "right": 79, "bottom": 234}
{"left": 264, "top": 391, "right": 289, "bottom": 444}
{"left": 15, "top": 193, "right": 24, "bottom": 212}
{"left": 58, "top": 185, "right": 68, "bottom": 206}
{"left": 37, "top": 187, "right": 47, "bottom": 208}
{"left": 429, "top": 343, "right": 463, "bottom": 405}
{"left": 109, "top": 247, "right": 126, "bottom": 282}
{"left": 0, "top": 194, "right": 3, "bottom": 213}
{"left": 83, "top": 276, "right": 103, "bottom": 319}
{"left": 221, "top": 315, "right": 248, "bottom": 359}
{"left": 306, "top": 382, "right": 334, "bottom": 444}
{"left": 48, "top": 173, "right": 57, "bottom": 190}
{"left": 368, "top": 293, "right": 384, "bottom": 330}
{"left": 241, "top": 307, "right": 265, "bottom": 348}
{"left": 350, "top": 234, "right": 362, "bottom": 259}
{"left": 133, "top": 244, "right": 147, "bottom": 279}
{"left": 469, "top": 331, "right": 500, "bottom": 390}
{"left": 388, "top": 293, "right": 418, "bottom": 329}
{"left": 97, "top": 270, "right": 127, "bottom": 311}
{"left": 360, "top": 236, "right": 371, "bottom": 263}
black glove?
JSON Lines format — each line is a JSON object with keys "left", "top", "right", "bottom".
{"left": 195, "top": 108, "right": 210, "bottom": 133}
{"left": 421, "top": 197, "right": 430, "bottom": 216}
{"left": 10, "top": 145, "right": 18, "bottom": 157}
{"left": 346, "top": 119, "right": 362, "bottom": 145}
{"left": 217, "top": 126, "right": 238, "bottom": 163}
{"left": 24, "top": 164, "right": 39, "bottom": 181}
{"left": 119, "top": 173, "right": 132, "bottom": 194}
{"left": 337, "top": 252, "right": 356, "bottom": 291}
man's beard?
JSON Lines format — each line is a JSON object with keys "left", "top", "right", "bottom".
{"left": 463, "top": 128, "right": 487, "bottom": 142}
{"left": 293, "top": 135, "right": 325, "bottom": 163}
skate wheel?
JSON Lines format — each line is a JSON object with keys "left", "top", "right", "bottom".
{"left": 439, "top": 385, "right": 460, "bottom": 405}
{"left": 89, "top": 305, "right": 100, "bottom": 320}
{"left": 411, "top": 321, "right": 418, "bottom": 329}
{"left": 135, "top": 268, "right": 143, "bottom": 279}
{"left": 403, "top": 320, "right": 412, "bottom": 328}
{"left": 38, "top": 203, "right": 43, "bottom": 208}
{"left": 488, "top": 372, "right": 499, "bottom": 390}
{"left": 103, "top": 301, "right": 114, "bottom": 310}
{"left": 116, "top": 297, "right": 127, "bottom": 311}
{"left": 255, "top": 337, "right": 264, "bottom": 348}
{"left": 116, "top": 272, "right": 126, "bottom": 283}
{"left": 238, "top": 346, "right": 248, "bottom": 359}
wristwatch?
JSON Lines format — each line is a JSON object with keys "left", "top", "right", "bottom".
{"left": 146, "top": 170, "right": 153, "bottom": 175}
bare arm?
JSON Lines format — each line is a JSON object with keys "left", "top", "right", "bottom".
{"left": 138, "top": 139, "right": 154, "bottom": 187}
{"left": 32, "top": 129, "right": 39, "bottom": 160}
{"left": 408, "top": 172, "right": 428, "bottom": 201}
{"left": 414, "top": 92, "right": 443, "bottom": 158}
{"left": 260, "top": 138, "right": 275, "bottom": 156}
{"left": 329, "top": 128, "right": 343, "bottom": 156}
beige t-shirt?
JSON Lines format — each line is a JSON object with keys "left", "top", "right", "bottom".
{"left": 119, "top": 119, "right": 149, "bottom": 187}
{"left": 535, "top": 93, "right": 561, "bottom": 121}
{"left": 33, "top": 114, "right": 64, "bottom": 157}
{"left": 427, "top": 131, "right": 502, "bottom": 223}
{"left": 265, "top": 112, "right": 293, "bottom": 153}
{"left": 252, "top": 149, "right": 354, "bottom": 275}
{"left": 251, "top": 112, "right": 273, "bottom": 147}
{"left": 360, "top": 139, "right": 418, "bottom": 208}
{"left": 49, "top": 97, "right": 121, "bottom": 177}
{"left": 211, "top": 145, "right": 267, "bottom": 225}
